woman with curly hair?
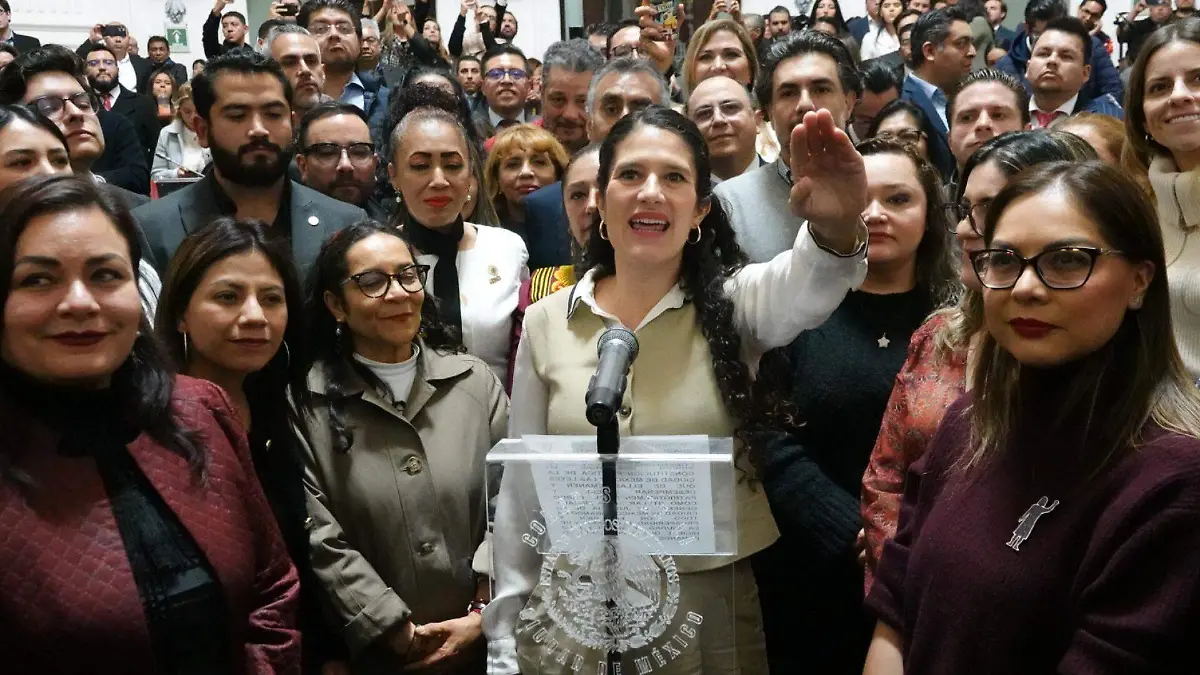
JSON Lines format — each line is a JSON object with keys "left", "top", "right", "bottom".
{"left": 300, "top": 220, "right": 507, "bottom": 674}
{"left": 484, "top": 104, "right": 870, "bottom": 674}
{"left": 483, "top": 124, "right": 568, "bottom": 241}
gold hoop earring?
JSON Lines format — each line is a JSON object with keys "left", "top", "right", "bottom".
{"left": 687, "top": 227, "right": 703, "bottom": 244}
{"left": 599, "top": 220, "right": 609, "bottom": 241}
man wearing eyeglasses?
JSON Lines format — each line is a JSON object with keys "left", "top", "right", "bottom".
{"left": 686, "top": 76, "right": 760, "bottom": 183}
{"left": 0, "top": 45, "right": 150, "bottom": 197}
{"left": 297, "top": 0, "right": 389, "bottom": 149}
{"left": 472, "top": 44, "right": 531, "bottom": 139}
{"left": 131, "top": 51, "right": 365, "bottom": 276}
{"left": 84, "top": 46, "right": 159, "bottom": 164}
{"left": 75, "top": 22, "right": 152, "bottom": 95}
{"left": 296, "top": 102, "right": 386, "bottom": 220}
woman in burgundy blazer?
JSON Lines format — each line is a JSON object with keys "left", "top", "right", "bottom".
{"left": 0, "top": 175, "right": 300, "bottom": 674}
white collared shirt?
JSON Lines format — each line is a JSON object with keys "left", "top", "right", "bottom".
{"left": 860, "top": 24, "right": 901, "bottom": 61}
{"left": 1029, "top": 93, "right": 1079, "bottom": 128}
{"left": 102, "top": 86, "right": 122, "bottom": 110}
{"left": 117, "top": 54, "right": 138, "bottom": 92}
{"left": 908, "top": 72, "right": 948, "bottom": 129}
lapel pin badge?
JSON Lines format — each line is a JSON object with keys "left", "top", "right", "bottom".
{"left": 488, "top": 264, "right": 500, "bottom": 284}
{"left": 308, "top": 215, "right": 320, "bottom": 227}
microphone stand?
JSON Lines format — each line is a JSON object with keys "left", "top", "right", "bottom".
{"left": 594, "top": 409, "right": 620, "bottom": 672}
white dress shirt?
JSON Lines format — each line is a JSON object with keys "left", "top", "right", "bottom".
{"left": 117, "top": 55, "right": 138, "bottom": 93}
{"left": 860, "top": 24, "right": 901, "bottom": 61}
{"left": 484, "top": 222, "right": 869, "bottom": 674}
{"left": 415, "top": 223, "right": 528, "bottom": 379}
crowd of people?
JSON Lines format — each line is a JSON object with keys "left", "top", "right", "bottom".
{"left": 0, "top": 0, "right": 1198, "bottom": 673}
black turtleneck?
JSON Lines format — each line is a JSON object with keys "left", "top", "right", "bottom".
{"left": 404, "top": 216, "right": 465, "bottom": 332}
{"left": 0, "top": 362, "right": 232, "bottom": 675}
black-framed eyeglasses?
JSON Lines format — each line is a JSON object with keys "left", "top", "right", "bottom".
{"left": 86, "top": 58, "right": 117, "bottom": 68}
{"left": 485, "top": 67, "right": 527, "bottom": 81}
{"left": 303, "top": 142, "right": 376, "bottom": 166}
{"left": 29, "top": 92, "right": 98, "bottom": 119}
{"left": 610, "top": 45, "right": 642, "bottom": 58}
{"left": 968, "top": 246, "right": 1125, "bottom": 290}
{"left": 944, "top": 198, "right": 991, "bottom": 234}
{"left": 343, "top": 265, "right": 430, "bottom": 297}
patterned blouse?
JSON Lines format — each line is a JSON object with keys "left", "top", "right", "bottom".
{"left": 861, "top": 313, "right": 968, "bottom": 591}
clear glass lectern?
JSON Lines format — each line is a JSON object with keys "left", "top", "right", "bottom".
{"left": 487, "top": 435, "right": 739, "bottom": 675}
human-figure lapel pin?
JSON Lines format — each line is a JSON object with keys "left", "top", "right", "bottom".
{"left": 1007, "top": 496, "right": 1059, "bottom": 551}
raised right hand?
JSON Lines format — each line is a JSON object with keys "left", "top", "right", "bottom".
{"left": 89, "top": 24, "right": 104, "bottom": 42}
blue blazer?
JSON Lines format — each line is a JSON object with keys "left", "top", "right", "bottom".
{"left": 901, "top": 76, "right": 956, "bottom": 182}
{"left": 993, "top": 25, "right": 1018, "bottom": 51}
{"left": 1075, "top": 93, "right": 1125, "bottom": 120}
{"left": 521, "top": 182, "right": 572, "bottom": 271}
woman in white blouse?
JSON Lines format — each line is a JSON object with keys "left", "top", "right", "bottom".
{"left": 483, "top": 107, "right": 869, "bottom": 674}
{"left": 859, "top": 0, "right": 905, "bottom": 61}
{"left": 387, "top": 107, "right": 528, "bottom": 379}
{"left": 150, "top": 83, "right": 210, "bottom": 182}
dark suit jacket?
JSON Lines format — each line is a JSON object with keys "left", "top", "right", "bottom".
{"left": 993, "top": 25, "right": 1018, "bottom": 51}
{"left": 521, "top": 182, "right": 571, "bottom": 271}
{"left": 97, "top": 183, "right": 155, "bottom": 268}
{"left": 132, "top": 176, "right": 366, "bottom": 276}
{"left": 93, "top": 109, "right": 150, "bottom": 195}
{"left": 142, "top": 59, "right": 189, "bottom": 91}
{"left": 901, "top": 75, "right": 955, "bottom": 182}
{"left": 8, "top": 33, "right": 41, "bottom": 55}
{"left": 107, "top": 86, "right": 160, "bottom": 162}
{"left": 1074, "top": 93, "right": 1125, "bottom": 120}
{"left": 996, "top": 28, "right": 1123, "bottom": 104}
{"left": 847, "top": 16, "right": 871, "bottom": 44}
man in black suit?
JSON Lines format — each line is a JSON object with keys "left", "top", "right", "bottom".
{"left": 133, "top": 51, "right": 364, "bottom": 276}
{"left": 143, "top": 35, "right": 189, "bottom": 88}
{"left": 76, "top": 23, "right": 153, "bottom": 94}
{"left": 85, "top": 46, "right": 159, "bottom": 163}
{"left": 0, "top": 1, "right": 38, "bottom": 55}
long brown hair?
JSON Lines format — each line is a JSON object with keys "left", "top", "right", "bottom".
{"left": 965, "top": 161, "right": 1200, "bottom": 474}
{"left": 1122, "top": 19, "right": 1200, "bottom": 173}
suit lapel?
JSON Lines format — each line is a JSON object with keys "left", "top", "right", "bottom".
{"left": 178, "top": 183, "right": 222, "bottom": 236}
{"left": 289, "top": 184, "right": 325, "bottom": 271}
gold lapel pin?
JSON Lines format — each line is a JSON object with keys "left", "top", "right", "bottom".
{"left": 488, "top": 265, "right": 500, "bottom": 285}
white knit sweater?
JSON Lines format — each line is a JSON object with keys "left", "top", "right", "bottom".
{"left": 1149, "top": 155, "right": 1200, "bottom": 378}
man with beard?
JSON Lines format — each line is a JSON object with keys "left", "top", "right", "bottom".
{"left": 85, "top": 46, "right": 159, "bottom": 162}
{"left": 76, "top": 22, "right": 151, "bottom": 93}
{"left": 297, "top": 0, "right": 389, "bottom": 148}
{"left": 471, "top": 44, "right": 530, "bottom": 138}
{"left": 296, "top": 102, "right": 386, "bottom": 219}
{"left": 498, "top": 8, "right": 519, "bottom": 44}
{"left": 266, "top": 24, "right": 326, "bottom": 120}
{"left": 132, "top": 51, "right": 364, "bottom": 275}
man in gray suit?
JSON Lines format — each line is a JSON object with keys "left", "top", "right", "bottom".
{"left": 134, "top": 51, "right": 364, "bottom": 276}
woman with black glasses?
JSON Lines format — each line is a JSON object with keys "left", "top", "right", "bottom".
{"left": 300, "top": 220, "right": 507, "bottom": 674}
{"left": 861, "top": 131, "right": 1095, "bottom": 590}
{"left": 864, "top": 160, "right": 1200, "bottom": 673}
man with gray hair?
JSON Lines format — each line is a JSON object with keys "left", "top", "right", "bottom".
{"left": 358, "top": 18, "right": 382, "bottom": 74}
{"left": 266, "top": 24, "right": 326, "bottom": 120}
{"left": 520, "top": 56, "right": 670, "bottom": 270}
{"left": 585, "top": 56, "right": 669, "bottom": 142}
{"left": 540, "top": 38, "right": 604, "bottom": 153}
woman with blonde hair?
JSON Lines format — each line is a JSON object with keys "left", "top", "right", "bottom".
{"left": 150, "top": 82, "right": 210, "bottom": 181}
{"left": 483, "top": 124, "right": 568, "bottom": 242}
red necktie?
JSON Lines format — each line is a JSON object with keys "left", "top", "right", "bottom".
{"left": 1033, "top": 109, "right": 1062, "bottom": 129}
{"left": 103, "top": 94, "right": 113, "bottom": 111}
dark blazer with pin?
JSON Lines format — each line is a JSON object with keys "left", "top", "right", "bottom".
{"left": 132, "top": 174, "right": 366, "bottom": 276}
{"left": 8, "top": 33, "right": 41, "bottom": 55}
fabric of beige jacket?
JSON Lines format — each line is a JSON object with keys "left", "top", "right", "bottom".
{"left": 300, "top": 344, "right": 508, "bottom": 664}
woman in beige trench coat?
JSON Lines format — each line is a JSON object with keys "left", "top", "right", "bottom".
{"left": 300, "top": 222, "right": 508, "bottom": 674}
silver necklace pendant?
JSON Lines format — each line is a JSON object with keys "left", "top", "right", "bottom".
{"left": 877, "top": 333, "right": 890, "bottom": 348}
{"left": 1007, "top": 496, "right": 1059, "bottom": 551}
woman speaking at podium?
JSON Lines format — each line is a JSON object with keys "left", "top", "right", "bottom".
{"left": 484, "top": 105, "right": 871, "bottom": 675}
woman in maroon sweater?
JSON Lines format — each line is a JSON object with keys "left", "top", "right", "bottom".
{"left": 864, "top": 161, "right": 1200, "bottom": 674}
{"left": 0, "top": 175, "right": 299, "bottom": 674}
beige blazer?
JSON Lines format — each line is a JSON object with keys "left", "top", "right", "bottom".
{"left": 301, "top": 344, "right": 508, "bottom": 665}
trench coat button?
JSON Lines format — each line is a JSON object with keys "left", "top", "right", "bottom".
{"left": 404, "top": 456, "right": 424, "bottom": 475}
{"left": 418, "top": 542, "right": 436, "bottom": 556}
{"left": 619, "top": 405, "right": 632, "bottom": 418}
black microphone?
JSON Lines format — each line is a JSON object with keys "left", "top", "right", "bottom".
{"left": 585, "top": 327, "right": 639, "bottom": 427}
